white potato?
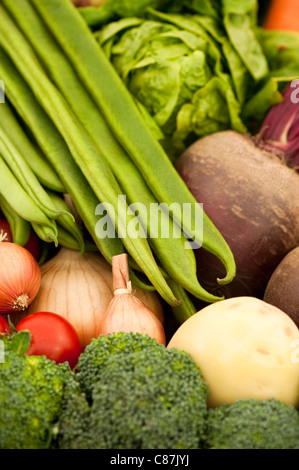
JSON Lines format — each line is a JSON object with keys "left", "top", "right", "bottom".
{"left": 167, "top": 296, "right": 299, "bottom": 408}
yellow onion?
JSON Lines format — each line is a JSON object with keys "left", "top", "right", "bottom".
{"left": 97, "top": 253, "right": 166, "bottom": 345}
{"left": 0, "top": 238, "right": 41, "bottom": 314}
{"left": 24, "top": 248, "right": 164, "bottom": 349}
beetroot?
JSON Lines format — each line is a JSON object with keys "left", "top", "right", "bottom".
{"left": 175, "top": 83, "right": 299, "bottom": 300}
{"left": 264, "top": 247, "right": 299, "bottom": 327}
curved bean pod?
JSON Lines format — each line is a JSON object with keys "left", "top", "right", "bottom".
{"left": 5, "top": 0, "right": 224, "bottom": 303}
{"left": 30, "top": 0, "right": 236, "bottom": 286}
{"left": 0, "top": 10, "right": 179, "bottom": 306}
{"left": 0, "top": 194, "right": 31, "bottom": 246}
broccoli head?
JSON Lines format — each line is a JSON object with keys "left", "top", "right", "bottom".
{"left": 57, "top": 332, "right": 209, "bottom": 449}
{"left": 76, "top": 332, "right": 167, "bottom": 398}
{"left": 205, "top": 398, "right": 299, "bottom": 449}
{"left": 0, "top": 331, "right": 69, "bottom": 449}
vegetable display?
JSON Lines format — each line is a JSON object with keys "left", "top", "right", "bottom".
{"left": 4, "top": 0, "right": 222, "bottom": 307}
{"left": 85, "top": 0, "right": 299, "bottom": 159}
{"left": 176, "top": 82, "right": 299, "bottom": 300}
{"left": 0, "top": 215, "right": 40, "bottom": 260}
{"left": 263, "top": 247, "right": 299, "bottom": 327}
{"left": 0, "top": 331, "right": 69, "bottom": 449}
{"left": 26, "top": 248, "right": 165, "bottom": 349}
{"left": 167, "top": 297, "right": 299, "bottom": 408}
{"left": 1, "top": 0, "right": 299, "bottom": 452}
{"left": 206, "top": 398, "right": 299, "bottom": 449}
{"left": 96, "top": 254, "right": 166, "bottom": 344}
{"left": 56, "top": 332, "right": 209, "bottom": 449}
{"left": 0, "top": 240, "right": 41, "bottom": 313}
{"left": 16, "top": 312, "right": 82, "bottom": 370}
{"left": 0, "top": 0, "right": 243, "bottom": 320}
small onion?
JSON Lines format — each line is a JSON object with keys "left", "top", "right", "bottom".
{"left": 96, "top": 253, "right": 166, "bottom": 345}
{"left": 24, "top": 248, "right": 165, "bottom": 349}
{"left": 0, "top": 238, "right": 41, "bottom": 314}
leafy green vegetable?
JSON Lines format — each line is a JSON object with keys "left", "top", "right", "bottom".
{"left": 87, "top": 0, "right": 299, "bottom": 158}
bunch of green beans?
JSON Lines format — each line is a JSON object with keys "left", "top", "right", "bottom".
{"left": 5, "top": 0, "right": 224, "bottom": 304}
{"left": 0, "top": 0, "right": 237, "bottom": 322}
{"left": 0, "top": 100, "right": 89, "bottom": 252}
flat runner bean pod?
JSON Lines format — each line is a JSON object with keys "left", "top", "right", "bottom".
{"left": 46, "top": 189, "right": 85, "bottom": 255}
{"left": 5, "top": 0, "right": 224, "bottom": 303}
{"left": 167, "top": 279, "right": 198, "bottom": 324}
{"left": 30, "top": 0, "right": 236, "bottom": 286}
{"left": 0, "top": 128, "right": 72, "bottom": 222}
{"left": 0, "top": 9, "right": 179, "bottom": 307}
{"left": 31, "top": 222, "right": 58, "bottom": 246}
{"left": 0, "top": 47, "right": 125, "bottom": 266}
{"left": 56, "top": 223, "right": 85, "bottom": 252}
{"left": 0, "top": 100, "right": 65, "bottom": 193}
{"left": 0, "top": 156, "right": 58, "bottom": 241}
{"left": 0, "top": 194, "right": 31, "bottom": 247}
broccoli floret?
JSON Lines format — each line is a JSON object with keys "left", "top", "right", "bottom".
{"left": 58, "top": 332, "right": 209, "bottom": 449}
{"left": 205, "top": 398, "right": 299, "bottom": 449}
{"left": 0, "top": 331, "right": 69, "bottom": 449}
{"left": 76, "top": 332, "right": 165, "bottom": 398}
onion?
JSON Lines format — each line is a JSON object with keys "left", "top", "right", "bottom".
{"left": 24, "top": 248, "right": 164, "bottom": 349}
{"left": 0, "top": 237, "right": 41, "bottom": 314}
{"left": 97, "top": 253, "right": 166, "bottom": 345}
{"left": 175, "top": 82, "right": 299, "bottom": 301}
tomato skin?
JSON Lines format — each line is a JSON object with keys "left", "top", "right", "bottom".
{"left": 16, "top": 312, "right": 82, "bottom": 369}
{"left": 0, "top": 315, "right": 11, "bottom": 335}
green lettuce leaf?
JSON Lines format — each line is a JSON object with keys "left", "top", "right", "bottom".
{"left": 91, "top": 0, "right": 299, "bottom": 157}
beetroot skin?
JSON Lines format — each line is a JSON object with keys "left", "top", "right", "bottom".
{"left": 176, "top": 130, "right": 299, "bottom": 300}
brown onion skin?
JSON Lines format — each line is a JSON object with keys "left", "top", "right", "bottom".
{"left": 264, "top": 247, "right": 299, "bottom": 327}
{"left": 175, "top": 130, "right": 299, "bottom": 302}
{"left": 0, "top": 242, "right": 41, "bottom": 314}
{"left": 22, "top": 248, "right": 164, "bottom": 349}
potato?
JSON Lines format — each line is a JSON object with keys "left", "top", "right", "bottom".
{"left": 264, "top": 247, "right": 299, "bottom": 327}
{"left": 167, "top": 297, "right": 299, "bottom": 408}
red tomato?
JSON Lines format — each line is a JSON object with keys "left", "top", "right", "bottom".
{"left": 16, "top": 312, "right": 82, "bottom": 369}
{"left": 0, "top": 315, "right": 11, "bottom": 335}
{"left": 0, "top": 218, "right": 40, "bottom": 261}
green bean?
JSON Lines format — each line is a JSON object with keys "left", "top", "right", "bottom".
{"left": 0, "top": 155, "right": 58, "bottom": 237}
{"left": 30, "top": 0, "right": 236, "bottom": 286}
{"left": 31, "top": 222, "right": 58, "bottom": 246}
{"left": 0, "top": 100, "right": 65, "bottom": 193}
{"left": 0, "top": 128, "right": 72, "bottom": 222}
{"left": 0, "top": 47, "right": 125, "bottom": 266}
{"left": 0, "top": 194, "right": 31, "bottom": 246}
{"left": 5, "top": 0, "right": 223, "bottom": 303}
{"left": 167, "top": 280, "right": 198, "bottom": 324}
{"left": 56, "top": 224, "right": 84, "bottom": 252}
{"left": 46, "top": 189, "right": 85, "bottom": 255}
{"left": 0, "top": 11, "right": 179, "bottom": 307}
